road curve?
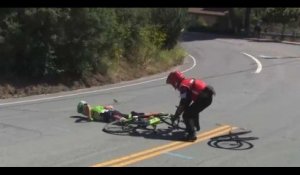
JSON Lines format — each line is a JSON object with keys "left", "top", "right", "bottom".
{"left": 1, "top": 32, "right": 300, "bottom": 166}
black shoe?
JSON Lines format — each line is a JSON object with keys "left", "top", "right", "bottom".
{"left": 194, "top": 117, "right": 200, "bottom": 131}
{"left": 185, "top": 134, "right": 197, "bottom": 142}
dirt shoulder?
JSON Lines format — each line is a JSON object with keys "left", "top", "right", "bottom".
{"left": 0, "top": 55, "right": 184, "bottom": 99}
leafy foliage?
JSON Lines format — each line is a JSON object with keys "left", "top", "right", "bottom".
{"left": 0, "top": 8, "right": 187, "bottom": 80}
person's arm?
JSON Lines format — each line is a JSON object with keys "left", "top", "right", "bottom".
{"left": 174, "top": 87, "right": 192, "bottom": 118}
{"left": 143, "top": 112, "right": 161, "bottom": 117}
{"left": 130, "top": 111, "right": 160, "bottom": 119}
{"left": 85, "top": 104, "right": 93, "bottom": 121}
{"left": 131, "top": 111, "right": 146, "bottom": 117}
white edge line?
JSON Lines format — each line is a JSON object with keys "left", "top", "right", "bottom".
{"left": 0, "top": 54, "right": 197, "bottom": 106}
{"left": 242, "top": 52, "right": 262, "bottom": 74}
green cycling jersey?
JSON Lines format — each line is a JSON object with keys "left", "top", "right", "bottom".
{"left": 91, "top": 105, "right": 109, "bottom": 120}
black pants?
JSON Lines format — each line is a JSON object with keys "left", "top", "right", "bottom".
{"left": 182, "top": 86, "right": 214, "bottom": 136}
{"left": 102, "top": 110, "right": 127, "bottom": 122}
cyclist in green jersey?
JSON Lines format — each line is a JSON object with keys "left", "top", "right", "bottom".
{"left": 77, "top": 101, "right": 160, "bottom": 123}
{"left": 77, "top": 100, "right": 126, "bottom": 122}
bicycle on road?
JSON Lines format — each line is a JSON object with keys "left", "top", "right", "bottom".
{"left": 102, "top": 112, "right": 185, "bottom": 134}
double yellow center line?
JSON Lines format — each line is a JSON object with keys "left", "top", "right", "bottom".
{"left": 91, "top": 124, "right": 237, "bottom": 167}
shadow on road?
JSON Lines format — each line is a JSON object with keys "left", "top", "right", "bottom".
{"left": 70, "top": 116, "right": 91, "bottom": 123}
{"left": 180, "top": 32, "right": 242, "bottom": 42}
{"left": 247, "top": 38, "right": 281, "bottom": 43}
{"left": 207, "top": 130, "right": 259, "bottom": 150}
{"left": 130, "top": 128, "right": 187, "bottom": 141}
{"left": 181, "top": 32, "right": 299, "bottom": 46}
{"left": 103, "top": 125, "right": 188, "bottom": 142}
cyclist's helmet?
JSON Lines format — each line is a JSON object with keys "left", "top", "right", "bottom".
{"left": 166, "top": 71, "right": 185, "bottom": 89}
{"left": 77, "top": 100, "right": 88, "bottom": 114}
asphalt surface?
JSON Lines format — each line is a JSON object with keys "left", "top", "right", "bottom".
{"left": 1, "top": 32, "right": 300, "bottom": 167}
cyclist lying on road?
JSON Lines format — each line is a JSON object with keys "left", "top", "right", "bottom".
{"left": 77, "top": 100, "right": 160, "bottom": 123}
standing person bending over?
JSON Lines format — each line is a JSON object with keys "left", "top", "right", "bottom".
{"left": 166, "top": 71, "right": 215, "bottom": 141}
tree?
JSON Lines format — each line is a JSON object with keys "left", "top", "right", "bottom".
{"left": 0, "top": 8, "right": 187, "bottom": 81}
{"left": 228, "top": 8, "right": 245, "bottom": 34}
{"left": 150, "top": 8, "right": 188, "bottom": 49}
{"left": 261, "top": 8, "right": 300, "bottom": 40}
{"left": 244, "top": 8, "right": 251, "bottom": 36}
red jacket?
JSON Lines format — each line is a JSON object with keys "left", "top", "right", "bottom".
{"left": 179, "top": 78, "right": 207, "bottom": 101}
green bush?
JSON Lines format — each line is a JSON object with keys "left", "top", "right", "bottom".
{"left": 151, "top": 8, "right": 188, "bottom": 49}
{"left": 0, "top": 8, "right": 188, "bottom": 81}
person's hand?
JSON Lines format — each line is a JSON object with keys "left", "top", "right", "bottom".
{"left": 105, "top": 105, "right": 114, "bottom": 110}
{"left": 171, "top": 114, "right": 180, "bottom": 123}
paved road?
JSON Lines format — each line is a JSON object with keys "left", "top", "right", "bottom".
{"left": 1, "top": 32, "right": 300, "bottom": 167}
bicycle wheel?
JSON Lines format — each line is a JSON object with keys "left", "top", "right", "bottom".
{"left": 158, "top": 114, "right": 185, "bottom": 130}
{"left": 102, "top": 120, "right": 134, "bottom": 134}
{"left": 208, "top": 139, "right": 254, "bottom": 150}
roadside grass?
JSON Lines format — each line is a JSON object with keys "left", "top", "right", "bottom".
{"left": 0, "top": 46, "right": 187, "bottom": 99}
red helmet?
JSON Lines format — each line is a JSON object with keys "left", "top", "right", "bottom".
{"left": 166, "top": 71, "right": 185, "bottom": 89}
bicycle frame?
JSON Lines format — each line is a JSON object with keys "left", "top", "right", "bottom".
{"left": 103, "top": 113, "right": 185, "bottom": 134}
